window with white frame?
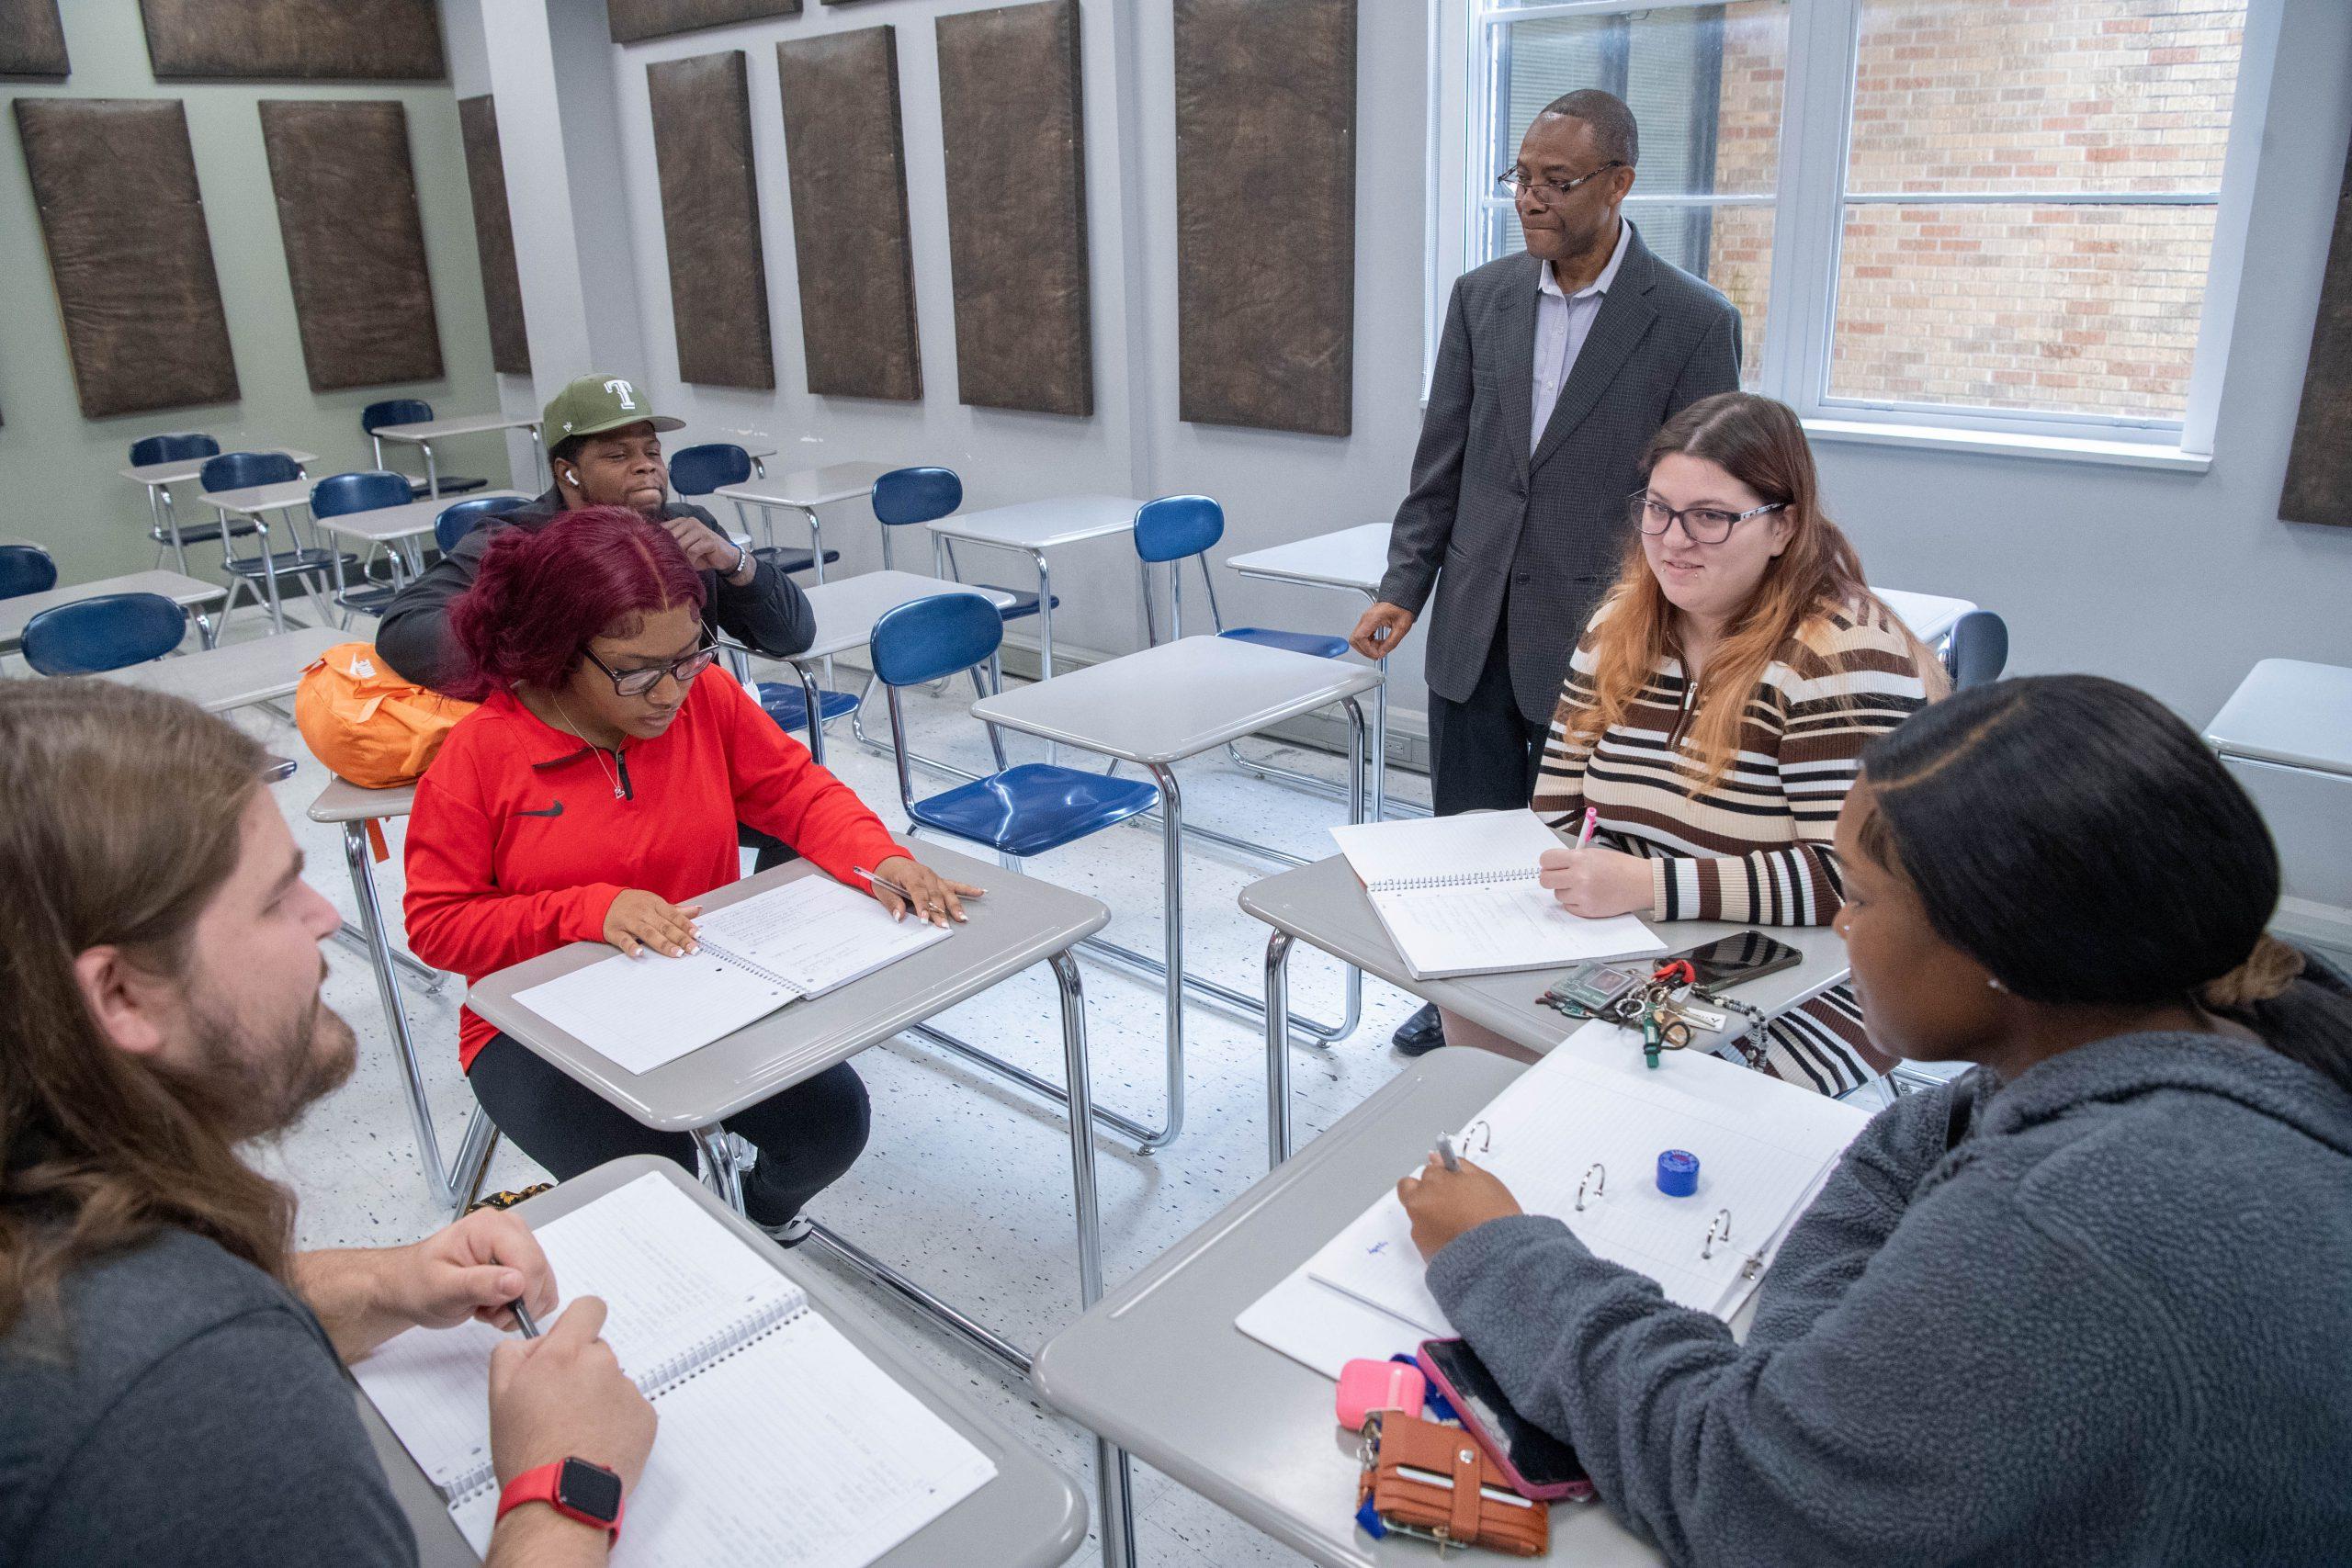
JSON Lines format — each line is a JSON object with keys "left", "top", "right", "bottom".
{"left": 1437, "top": 0, "right": 2270, "bottom": 457}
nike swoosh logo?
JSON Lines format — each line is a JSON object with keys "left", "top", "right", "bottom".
{"left": 516, "top": 801, "right": 564, "bottom": 818}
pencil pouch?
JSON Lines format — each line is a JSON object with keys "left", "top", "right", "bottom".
{"left": 1353, "top": 1410, "right": 1549, "bottom": 1557}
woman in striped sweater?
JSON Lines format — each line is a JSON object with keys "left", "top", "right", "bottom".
{"left": 1487, "top": 391, "right": 1942, "bottom": 1095}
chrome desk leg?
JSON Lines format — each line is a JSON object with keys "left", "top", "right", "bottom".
{"left": 689, "top": 1124, "right": 748, "bottom": 1213}
{"left": 343, "top": 820, "right": 492, "bottom": 1213}
{"left": 1265, "top": 930, "right": 1295, "bottom": 1169}
{"left": 1050, "top": 950, "right": 1106, "bottom": 1308}
{"left": 1033, "top": 547, "right": 1057, "bottom": 764}
{"left": 794, "top": 660, "right": 828, "bottom": 765}
{"left": 421, "top": 440, "right": 441, "bottom": 499}
{"left": 1098, "top": 1440, "right": 1137, "bottom": 1568}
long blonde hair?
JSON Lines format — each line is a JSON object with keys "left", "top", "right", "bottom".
{"left": 1571, "top": 392, "right": 1942, "bottom": 789}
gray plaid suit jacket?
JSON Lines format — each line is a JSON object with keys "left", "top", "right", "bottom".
{"left": 1377, "top": 225, "right": 1743, "bottom": 724}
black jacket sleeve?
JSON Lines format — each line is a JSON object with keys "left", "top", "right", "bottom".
{"left": 373, "top": 523, "right": 495, "bottom": 693}
{"left": 693, "top": 502, "right": 815, "bottom": 659}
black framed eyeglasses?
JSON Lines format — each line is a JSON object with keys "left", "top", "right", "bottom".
{"left": 1629, "top": 493, "right": 1785, "bottom": 546}
{"left": 1498, "top": 162, "right": 1626, "bottom": 202}
{"left": 581, "top": 633, "right": 722, "bottom": 697}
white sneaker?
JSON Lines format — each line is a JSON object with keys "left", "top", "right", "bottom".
{"left": 759, "top": 1213, "right": 814, "bottom": 1248}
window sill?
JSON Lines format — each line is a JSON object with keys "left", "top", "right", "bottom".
{"left": 1801, "top": 417, "right": 2212, "bottom": 474}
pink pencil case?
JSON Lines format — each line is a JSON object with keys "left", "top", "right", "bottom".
{"left": 1337, "top": 1358, "right": 1427, "bottom": 1429}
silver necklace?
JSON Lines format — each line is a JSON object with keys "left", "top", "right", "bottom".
{"left": 548, "top": 691, "right": 627, "bottom": 800}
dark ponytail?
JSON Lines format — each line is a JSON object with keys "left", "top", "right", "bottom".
{"left": 1852, "top": 675, "right": 2352, "bottom": 1095}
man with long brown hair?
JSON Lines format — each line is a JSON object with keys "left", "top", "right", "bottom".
{"left": 0, "top": 682, "right": 653, "bottom": 1566}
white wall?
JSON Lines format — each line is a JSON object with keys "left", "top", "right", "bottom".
{"left": 441, "top": 0, "right": 2352, "bottom": 906}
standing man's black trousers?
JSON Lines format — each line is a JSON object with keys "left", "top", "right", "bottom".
{"left": 1427, "top": 612, "right": 1548, "bottom": 817}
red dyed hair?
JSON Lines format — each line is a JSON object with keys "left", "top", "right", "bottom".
{"left": 447, "top": 506, "right": 707, "bottom": 699}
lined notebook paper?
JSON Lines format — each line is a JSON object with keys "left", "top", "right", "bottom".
{"left": 513, "top": 876, "right": 951, "bottom": 1074}
{"left": 1302, "top": 1028, "right": 1866, "bottom": 1330}
{"left": 355, "top": 1174, "right": 995, "bottom": 1565}
{"left": 1329, "top": 810, "right": 1663, "bottom": 978}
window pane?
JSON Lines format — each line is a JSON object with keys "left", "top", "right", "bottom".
{"left": 1493, "top": 2, "right": 1788, "bottom": 200}
{"left": 1487, "top": 199, "right": 1774, "bottom": 391}
{"left": 1828, "top": 202, "right": 2216, "bottom": 420}
{"left": 1846, "top": 0, "right": 2246, "bottom": 196}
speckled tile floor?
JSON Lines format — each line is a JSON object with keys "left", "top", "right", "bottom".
{"left": 232, "top": 635, "right": 1438, "bottom": 1568}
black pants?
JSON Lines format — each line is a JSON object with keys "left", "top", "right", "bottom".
{"left": 468, "top": 1033, "right": 869, "bottom": 1227}
{"left": 1427, "top": 617, "right": 1548, "bottom": 817}
{"left": 740, "top": 825, "right": 799, "bottom": 873}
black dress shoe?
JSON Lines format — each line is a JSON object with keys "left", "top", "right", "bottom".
{"left": 1392, "top": 1001, "right": 1446, "bottom": 1056}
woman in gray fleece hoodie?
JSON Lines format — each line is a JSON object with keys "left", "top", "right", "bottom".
{"left": 1399, "top": 675, "right": 2352, "bottom": 1566}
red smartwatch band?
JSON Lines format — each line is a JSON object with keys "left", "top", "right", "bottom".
{"left": 496, "top": 1459, "right": 624, "bottom": 1540}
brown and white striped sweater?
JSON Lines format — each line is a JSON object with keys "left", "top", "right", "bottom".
{"left": 1532, "top": 597, "right": 1934, "bottom": 1096}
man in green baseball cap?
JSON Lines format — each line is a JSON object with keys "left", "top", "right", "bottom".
{"left": 378, "top": 373, "right": 812, "bottom": 694}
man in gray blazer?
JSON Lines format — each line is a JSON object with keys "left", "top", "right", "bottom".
{"left": 1350, "top": 89, "right": 1741, "bottom": 1053}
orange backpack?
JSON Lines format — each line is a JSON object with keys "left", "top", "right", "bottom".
{"left": 294, "top": 643, "right": 479, "bottom": 789}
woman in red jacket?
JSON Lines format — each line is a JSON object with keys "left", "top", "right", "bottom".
{"left": 403, "top": 507, "right": 978, "bottom": 1237}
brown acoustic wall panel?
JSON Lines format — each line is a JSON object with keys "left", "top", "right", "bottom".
{"left": 139, "top": 0, "right": 444, "bottom": 80}
{"left": 1174, "top": 0, "right": 1356, "bottom": 436}
{"left": 777, "top": 28, "right": 920, "bottom": 401}
{"left": 2282, "top": 138, "right": 2352, "bottom": 527}
{"left": 15, "top": 99, "right": 238, "bottom": 419}
{"left": 648, "top": 51, "right": 775, "bottom": 389}
{"left": 608, "top": 0, "right": 799, "bottom": 43}
{"left": 459, "top": 96, "right": 532, "bottom": 377}
{"left": 0, "top": 0, "right": 69, "bottom": 76}
{"left": 935, "top": 1, "right": 1092, "bottom": 416}
{"left": 260, "top": 100, "right": 445, "bottom": 392}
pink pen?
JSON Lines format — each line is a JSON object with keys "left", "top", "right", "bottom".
{"left": 1577, "top": 806, "right": 1599, "bottom": 850}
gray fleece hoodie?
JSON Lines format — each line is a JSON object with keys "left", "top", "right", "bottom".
{"left": 1429, "top": 1032, "right": 2352, "bottom": 1566}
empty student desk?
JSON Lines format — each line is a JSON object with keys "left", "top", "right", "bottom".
{"left": 0, "top": 571, "right": 227, "bottom": 656}
{"left": 121, "top": 446, "right": 316, "bottom": 573}
{"left": 2205, "top": 659, "right": 2352, "bottom": 782}
{"left": 1244, "top": 851, "right": 1853, "bottom": 1167}
{"left": 715, "top": 459, "right": 893, "bottom": 583}
{"left": 361, "top": 1155, "right": 1090, "bottom": 1568}
{"left": 1874, "top": 587, "right": 1976, "bottom": 646}
{"left": 780, "top": 571, "right": 1014, "bottom": 763}
{"left": 371, "top": 412, "right": 544, "bottom": 497}
{"left": 98, "top": 624, "right": 341, "bottom": 713}
{"left": 1227, "top": 522, "right": 1421, "bottom": 822}
{"left": 970, "top": 635, "right": 1379, "bottom": 1151}
{"left": 309, "top": 777, "right": 494, "bottom": 1214}
{"left": 311, "top": 489, "right": 530, "bottom": 581}
{"left": 1033, "top": 1048, "right": 1660, "bottom": 1568}
{"left": 925, "top": 493, "right": 1147, "bottom": 685}
{"left": 466, "top": 843, "right": 1114, "bottom": 1373}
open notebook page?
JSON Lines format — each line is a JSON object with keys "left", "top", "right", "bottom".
{"left": 1330, "top": 808, "right": 1566, "bottom": 887}
{"left": 452, "top": 1313, "right": 998, "bottom": 1564}
{"left": 513, "top": 945, "right": 790, "bottom": 1075}
{"left": 1306, "top": 1035, "right": 1862, "bottom": 1327}
{"left": 1372, "top": 883, "right": 1662, "bottom": 977}
{"left": 694, "top": 875, "right": 949, "bottom": 998}
{"left": 356, "top": 1173, "right": 801, "bottom": 1489}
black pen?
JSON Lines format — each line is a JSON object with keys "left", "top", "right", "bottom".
{"left": 507, "top": 1298, "right": 541, "bottom": 1339}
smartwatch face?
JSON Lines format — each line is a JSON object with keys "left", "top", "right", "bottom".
{"left": 557, "top": 1458, "right": 624, "bottom": 1522}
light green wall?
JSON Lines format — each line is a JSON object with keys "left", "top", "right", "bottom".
{"left": 0, "top": 1, "right": 510, "bottom": 584}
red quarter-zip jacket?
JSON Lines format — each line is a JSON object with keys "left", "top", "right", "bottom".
{"left": 403, "top": 668, "right": 906, "bottom": 1071}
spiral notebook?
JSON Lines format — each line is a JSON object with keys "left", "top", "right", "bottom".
{"left": 512, "top": 876, "right": 951, "bottom": 1075}
{"left": 354, "top": 1172, "right": 995, "bottom": 1566}
{"left": 1329, "top": 810, "right": 1663, "bottom": 978}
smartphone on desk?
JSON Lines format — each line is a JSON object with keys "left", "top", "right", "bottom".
{"left": 1664, "top": 930, "right": 1804, "bottom": 997}
{"left": 1417, "top": 1337, "right": 1592, "bottom": 1502}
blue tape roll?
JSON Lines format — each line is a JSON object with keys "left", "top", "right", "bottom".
{"left": 1657, "top": 1148, "right": 1701, "bottom": 1197}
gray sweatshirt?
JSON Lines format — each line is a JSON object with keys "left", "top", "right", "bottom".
{"left": 1429, "top": 1031, "right": 2352, "bottom": 1566}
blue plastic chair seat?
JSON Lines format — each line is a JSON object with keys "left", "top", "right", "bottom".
{"left": 976, "top": 584, "right": 1061, "bottom": 623}
{"left": 21, "top": 592, "right": 187, "bottom": 675}
{"left": 754, "top": 682, "right": 862, "bottom": 732}
{"left": 335, "top": 583, "right": 400, "bottom": 616}
{"left": 910, "top": 764, "right": 1160, "bottom": 859}
{"left": 1220, "top": 626, "right": 1348, "bottom": 660}
{"left": 750, "top": 546, "right": 844, "bottom": 577}
{"left": 150, "top": 516, "right": 259, "bottom": 547}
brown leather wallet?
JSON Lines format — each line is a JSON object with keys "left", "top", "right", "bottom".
{"left": 1355, "top": 1410, "right": 1550, "bottom": 1557}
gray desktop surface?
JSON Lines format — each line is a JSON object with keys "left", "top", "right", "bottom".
{"left": 467, "top": 842, "right": 1109, "bottom": 1132}
{"left": 97, "top": 626, "right": 343, "bottom": 713}
{"left": 359, "top": 1155, "right": 1089, "bottom": 1568}
{"left": 1241, "top": 852, "right": 1851, "bottom": 1057}
{"left": 1031, "top": 1049, "right": 1658, "bottom": 1567}
{"left": 969, "top": 636, "right": 1383, "bottom": 767}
